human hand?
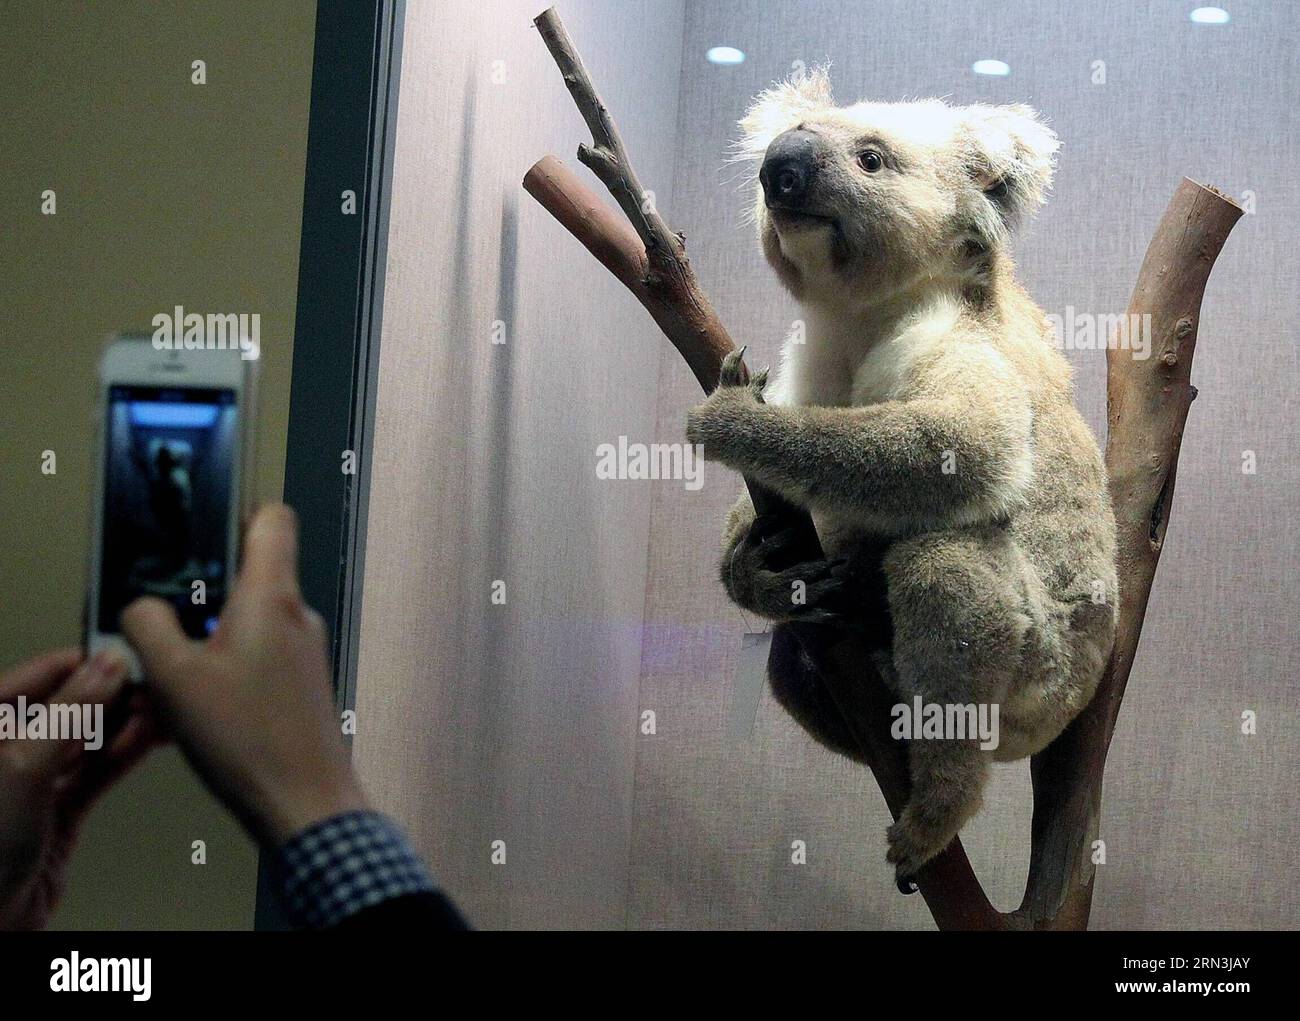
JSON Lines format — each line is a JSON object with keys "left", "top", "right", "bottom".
{"left": 0, "top": 647, "right": 158, "bottom": 930}
{"left": 122, "top": 504, "right": 368, "bottom": 848}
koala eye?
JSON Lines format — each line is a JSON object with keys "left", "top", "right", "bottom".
{"left": 857, "top": 149, "right": 884, "bottom": 173}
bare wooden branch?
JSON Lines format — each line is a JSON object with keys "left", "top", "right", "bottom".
{"left": 531, "top": 9, "right": 738, "bottom": 394}
{"left": 524, "top": 6, "right": 1243, "bottom": 930}
{"left": 1017, "top": 179, "right": 1244, "bottom": 927}
{"left": 535, "top": 9, "right": 677, "bottom": 260}
{"left": 524, "top": 155, "right": 731, "bottom": 392}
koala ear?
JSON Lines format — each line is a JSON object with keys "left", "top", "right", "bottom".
{"left": 960, "top": 103, "right": 1059, "bottom": 228}
{"left": 736, "top": 66, "right": 833, "bottom": 160}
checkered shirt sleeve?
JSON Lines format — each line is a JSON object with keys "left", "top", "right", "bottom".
{"left": 276, "top": 810, "right": 437, "bottom": 929}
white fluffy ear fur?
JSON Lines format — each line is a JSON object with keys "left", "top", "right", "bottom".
{"left": 960, "top": 104, "right": 1059, "bottom": 230}
{"left": 736, "top": 66, "right": 834, "bottom": 160}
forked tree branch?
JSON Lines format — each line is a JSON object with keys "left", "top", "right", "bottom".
{"left": 1017, "top": 180, "right": 1243, "bottom": 927}
{"left": 524, "top": 5, "right": 1242, "bottom": 929}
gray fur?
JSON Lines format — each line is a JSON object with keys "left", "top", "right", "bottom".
{"left": 688, "top": 74, "right": 1117, "bottom": 879}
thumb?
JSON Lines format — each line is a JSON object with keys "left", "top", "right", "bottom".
{"left": 121, "top": 597, "right": 196, "bottom": 690}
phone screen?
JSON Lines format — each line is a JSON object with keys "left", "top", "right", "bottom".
{"left": 97, "top": 384, "right": 239, "bottom": 639}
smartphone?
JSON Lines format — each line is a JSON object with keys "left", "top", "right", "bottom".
{"left": 86, "top": 334, "right": 258, "bottom": 678}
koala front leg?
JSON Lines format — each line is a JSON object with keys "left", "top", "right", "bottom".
{"left": 687, "top": 351, "right": 1031, "bottom": 531}
{"left": 700, "top": 352, "right": 848, "bottom": 624}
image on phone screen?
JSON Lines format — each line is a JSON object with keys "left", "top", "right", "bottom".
{"left": 97, "top": 384, "right": 238, "bottom": 639}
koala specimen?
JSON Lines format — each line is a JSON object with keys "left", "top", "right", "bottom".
{"left": 686, "top": 71, "right": 1118, "bottom": 881}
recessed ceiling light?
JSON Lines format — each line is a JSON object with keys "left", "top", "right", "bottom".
{"left": 972, "top": 59, "right": 1011, "bottom": 77}
{"left": 707, "top": 46, "right": 745, "bottom": 66}
{"left": 1189, "top": 7, "right": 1230, "bottom": 23}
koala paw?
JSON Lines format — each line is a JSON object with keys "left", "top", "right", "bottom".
{"left": 885, "top": 809, "right": 952, "bottom": 886}
{"left": 686, "top": 347, "right": 770, "bottom": 462}
{"left": 725, "top": 514, "right": 849, "bottom": 624}
{"left": 717, "top": 345, "right": 769, "bottom": 395}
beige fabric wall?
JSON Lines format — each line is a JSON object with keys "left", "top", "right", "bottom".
{"left": 357, "top": 0, "right": 1299, "bottom": 929}
{"left": 352, "top": 0, "right": 686, "bottom": 928}
{"left": 630, "top": 0, "right": 1299, "bottom": 929}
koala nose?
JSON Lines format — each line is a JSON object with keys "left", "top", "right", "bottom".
{"left": 760, "top": 129, "right": 820, "bottom": 209}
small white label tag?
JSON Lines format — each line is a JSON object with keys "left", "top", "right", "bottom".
{"left": 729, "top": 630, "right": 773, "bottom": 738}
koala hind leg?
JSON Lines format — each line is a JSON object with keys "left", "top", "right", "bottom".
{"left": 882, "top": 527, "right": 1033, "bottom": 880}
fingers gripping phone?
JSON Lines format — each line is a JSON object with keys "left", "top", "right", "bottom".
{"left": 86, "top": 335, "right": 258, "bottom": 679}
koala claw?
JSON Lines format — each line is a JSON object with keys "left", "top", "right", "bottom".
{"left": 719, "top": 346, "right": 747, "bottom": 387}
{"left": 716, "top": 348, "right": 769, "bottom": 403}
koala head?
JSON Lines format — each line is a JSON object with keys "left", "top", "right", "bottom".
{"left": 736, "top": 69, "right": 1058, "bottom": 306}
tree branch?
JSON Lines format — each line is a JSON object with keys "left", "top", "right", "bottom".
{"left": 1017, "top": 180, "right": 1243, "bottom": 927}
{"left": 524, "top": 5, "right": 1242, "bottom": 930}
